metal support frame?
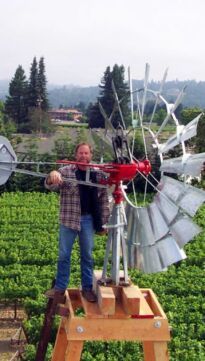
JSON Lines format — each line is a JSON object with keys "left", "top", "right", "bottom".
{"left": 102, "top": 201, "right": 129, "bottom": 285}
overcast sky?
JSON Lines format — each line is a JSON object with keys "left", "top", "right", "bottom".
{"left": 1, "top": 0, "right": 205, "bottom": 86}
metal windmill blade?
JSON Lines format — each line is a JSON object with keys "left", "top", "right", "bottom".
{"left": 98, "top": 88, "right": 133, "bottom": 164}
{"left": 160, "top": 152, "right": 205, "bottom": 176}
{"left": 125, "top": 64, "right": 205, "bottom": 273}
{"left": 158, "top": 113, "right": 203, "bottom": 154}
{"left": 0, "top": 135, "right": 17, "bottom": 185}
{"left": 97, "top": 100, "right": 119, "bottom": 161}
{"left": 149, "top": 68, "right": 169, "bottom": 128}
{"left": 155, "top": 85, "right": 187, "bottom": 137}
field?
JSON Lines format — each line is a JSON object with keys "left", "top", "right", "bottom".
{"left": 0, "top": 191, "right": 205, "bottom": 360}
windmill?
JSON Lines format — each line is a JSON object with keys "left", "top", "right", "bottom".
{"left": 124, "top": 64, "right": 205, "bottom": 275}
{"left": 0, "top": 64, "right": 205, "bottom": 361}
{"left": 91, "top": 63, "right": 205, "bottom": 279}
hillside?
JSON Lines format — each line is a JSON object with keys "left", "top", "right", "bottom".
{"left": 1, "top": 79, "right": 205, "bottom": 108}
{"left": 14, "top": 127, "right": 112, "bottom": 157}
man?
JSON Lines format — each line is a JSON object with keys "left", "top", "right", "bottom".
{"left": 45, "top": 143, "right": 110, "bottom": 302}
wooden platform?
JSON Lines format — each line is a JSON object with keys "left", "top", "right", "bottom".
{"left": 51, "top": 271, "right": 170, "bottom": 361}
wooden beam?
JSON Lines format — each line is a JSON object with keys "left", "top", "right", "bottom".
{"left": 141, "top": 289, "right": 168, "bottom": 318}
{"left": 143, "top": 341, "right": 169, "bottom": 361}
{"left": 65, "top": 317, "right": 170, "bottom": 341}
{"left": 52, "top": 320, "right": 68, "bottom": 361}
{"left": 121, "top": 286, "right": 140, "bottom": 315}
{"left": 65, "top": 341, "right": 84, "bottom": 361}
{"left": 121, "top": 286, "right": 154, "bottom": 317}
{"left": 93, "top": 270, "right": 116, "bottom": 315}
{"left": 143, "top": 341, "right": 156, "bottom": 361}
{"left": 97, "top": 286, "right": 116, "bottom": 315}
{"left": 80, "top": 292, "right": 105, "bottom": 319}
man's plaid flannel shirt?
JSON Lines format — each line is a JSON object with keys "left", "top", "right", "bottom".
{"left": 45, "top": 164, "right": 110, "bottom": 231}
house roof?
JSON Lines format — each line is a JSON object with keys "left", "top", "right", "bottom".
{"left": 49, "top": 108, "right": 82, "bottom": 114}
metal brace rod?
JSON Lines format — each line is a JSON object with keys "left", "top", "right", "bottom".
{"left": 0, "top": 166, "right": 108, "bottom": 189}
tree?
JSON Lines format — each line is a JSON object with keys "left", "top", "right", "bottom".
{"left": 28, "top": 57, "right": 39, "bottom": 108}
{"left": 38, "top": 57, "right": 49, "bottom": 111}
{"left": 99, "top": 66, "right": 113, "bottom": 116}
{"left": 75, "top": 101, "right": 86, "bottom": 112}
{"left": 26, "top": 56, "right": 50, "bottom": 134}
{"left": 194, "top": 114, "right": 205, "bottom": 153}
{"left": 153, "top": 108, "right": 167, "bottom": 125}
{"left": 53, "top": 135, "right": 75, "bottom": 160}
{"left": 88, "top": 102, "right": 104, "bottom": 128}
{"left": 180, "top": 107, "right": 202, "bottom": 125}
{"left": 27, "top": 107, "right": 53, "bottom": 134}
{"left": 110, "top": 64, "right": 129, "bottom": 127}
{"left": 144, "top": 100, "right": 156, "bottom": 117}
{"left": 88, "top": 64, "right": 130, "bottom": 128}
{"left": 4, "top": 65, "right": 28, "bottom": 129}
{"left": 4, "top": 57, "right": 49, "bottom": 134}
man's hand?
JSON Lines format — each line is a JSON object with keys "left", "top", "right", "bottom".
{"left": 47, "top": 171, "right": 63, "bottom": 185}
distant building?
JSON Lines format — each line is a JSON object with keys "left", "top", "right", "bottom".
{"left": 49, "top": 108, "right": 83, "bottom": 122}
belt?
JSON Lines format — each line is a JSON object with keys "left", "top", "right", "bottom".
{"left": 81, "top": 212, "right": 91, "bottom": 216}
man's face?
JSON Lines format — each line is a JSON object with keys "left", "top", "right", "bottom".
{"left": 75, "top": 145, "right": 92, "bottom": 170}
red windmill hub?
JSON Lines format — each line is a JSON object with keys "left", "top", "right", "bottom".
{"left": 56, "top": 159, "right": 151, "bottom": 204}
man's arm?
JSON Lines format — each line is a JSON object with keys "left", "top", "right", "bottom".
{"left": 45, "top": 170, "right": 63, "bottom": 191}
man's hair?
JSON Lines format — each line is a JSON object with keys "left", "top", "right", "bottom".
{"left": 75, "top": 142, "right": 93, "bottom": 154}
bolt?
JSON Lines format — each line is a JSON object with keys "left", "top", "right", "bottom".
{"left": 76, "top": 326, "right": 84, "bottom": 333}
{"left": 154, "top": 321, "right": 162, "bottom": 328}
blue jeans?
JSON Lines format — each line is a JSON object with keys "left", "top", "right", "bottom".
{"left": 55, "top": 215, "right": 94, "bottom": 291}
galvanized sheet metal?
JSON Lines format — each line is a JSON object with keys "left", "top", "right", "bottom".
{"left": 157, "top": 176, "right": 205, "bottom": 216}
{"left": 139, "top": 245, "right": 164, "bottom": 273}
{"left": 178, "top": 188, "right": 205, "bottom": 217}
{"left": 170, "top": 216, "right": 201, "bottom": 248}
{"left": 156, "top": 235, "right": 187, "bottom": 268}
{"left": 158, "top": 113, "right": 202, "bottom": 154}
{"left": 157, "top": 176, "right": 184, "bottom": 202}
{"left": 160, "top": 152, "right": 205, "bottom": 176}
{"left": 154, "top": 192, "right": 179, "bottom": 224}
{"left": 148, "top": 202, "right": 169, "bottom": 241}
{"left": 0, "top": 136, "right": 17, "bottom": 185}
{"left": 135, "top": 207, "right": 156, "bottom": 246}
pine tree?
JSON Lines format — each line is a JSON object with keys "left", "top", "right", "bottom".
{"left": 38, "top": 57, "right": 49, "bottom": 111}
{"left": 4, "top": 65, "right": 28, "bottom": 129}
{"left": 88, "top": 64, "right": 130, "bottom": 128}
{"left": 99, "top": 66, "right": 113, "bottom": 115}
{"left": 87, "top": 102, "right": 104, "bottom": 128}
{"left": 110, "top": 64, "right": 129, "bottom": 127}
{"left": 28, "top": 57, "right": 39, "bottom": 108}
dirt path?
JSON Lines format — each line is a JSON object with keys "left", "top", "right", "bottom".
{"left": 0, "top": 307, "right": 27, "bottom": 361}
{"left": 0, "top": 321, "right": 22, "bottom": 361}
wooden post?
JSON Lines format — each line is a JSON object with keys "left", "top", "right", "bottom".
{"left": 143, "top": 341, "right": 169, "bottom": 361}
{"left": 65, "top": 341, "right": 84, "bottom": 361}
{"left": 52, "top": 319, "right": 84, "bottom": 361}
{"left": 52, "top": 320, "right": 68, "bottom": 361}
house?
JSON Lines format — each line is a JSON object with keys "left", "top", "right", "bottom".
{"left": 48, "top": 108, "right": 83, "bottom": 122}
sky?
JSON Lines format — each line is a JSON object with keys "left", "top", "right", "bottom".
{"left": 1, "top": 0, "right": 205, "bottom": 86}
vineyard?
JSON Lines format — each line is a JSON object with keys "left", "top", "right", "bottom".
{"left": 0, "top": 191, "right": 205, "bottom": 360}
